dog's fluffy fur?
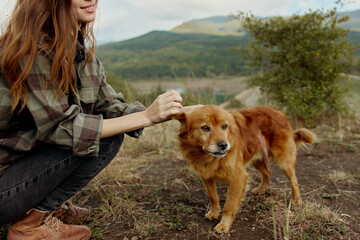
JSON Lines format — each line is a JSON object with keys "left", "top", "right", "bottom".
{"left": 175, "top": 105, "right": 315, "bottom": 233}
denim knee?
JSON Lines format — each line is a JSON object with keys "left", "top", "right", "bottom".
{"left": 0, "top": 134, "right": 125, "bottom": 224}
{"left": 98, "top": 134, "right": 124, "bottom": 162}
{"left": 34, "top": 134, "right": 125, "bottom": 212}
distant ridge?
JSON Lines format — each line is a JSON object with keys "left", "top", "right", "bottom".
{"left": 96, "top": 10, "right": 360, "bottom": 80}
{"left": 171, "top": 16, "right": 243, "bottom": 36}
{"left": 171, "top": 9, "right": 360, "bottom": 35}
{"left": 96, "top": 31, "right": 252, "bottom": 79}
{"left": 340, "top": 9, "right": 360, "bottom": 31}
{"left": 193, "top": 16, "right": 229, "bottom": 23}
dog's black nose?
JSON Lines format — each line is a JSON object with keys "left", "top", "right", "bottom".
{"left": 217, "top": 141, "right": 228, "bottom": 151}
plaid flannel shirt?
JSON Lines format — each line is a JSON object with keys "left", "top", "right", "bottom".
{"left": 0, "top": 36, "right": 146, "bottom": 175}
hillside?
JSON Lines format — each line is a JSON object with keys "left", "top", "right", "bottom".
{"left": 96, "top": 31, "right": 360, "bottom": 80}
{"left": 96, "top": 10, "right": 360, "bottom": 80}
{"left": 171, "top": 10, "right": 360, "bottom": 35}
{"left": 96, "top": 31, "right": 252, "bottom": 79}
{"left": 170, "top": 16, "right": 243, "bottom": 36}
{"left": 340, "top": 9, "right": 360, "bottom": 31}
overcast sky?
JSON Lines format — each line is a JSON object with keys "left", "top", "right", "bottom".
{"left": 0, "top": 0, "right": 359, "bottom": 45}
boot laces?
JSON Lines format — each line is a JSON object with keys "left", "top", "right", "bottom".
{"left": 43, "top": 213, "right": 62, "bottom": 231}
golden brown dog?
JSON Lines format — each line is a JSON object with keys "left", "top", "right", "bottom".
{"left": 174, "top": 105, "right": 315, "bottom": 233}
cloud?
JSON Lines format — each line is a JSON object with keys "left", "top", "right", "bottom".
{"left": 124, "top": 0, "right": 294, "bottom": 20}
{"left": 0, "top": 0, "right": 15, "bottom": 30}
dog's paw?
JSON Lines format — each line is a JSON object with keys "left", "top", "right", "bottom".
{"left": 251, "top": 187, "right": 266, "bottom": 195}
{"left": 292, "top": 196, "right": 303, "bottom": 205}
{"left": 214, "top": 222, "right": 230, "bottom": 233}
{"left": 205, "top": 210, "right": 219, "bottom": 220}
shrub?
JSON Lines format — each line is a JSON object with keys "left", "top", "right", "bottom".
{"left": 232, "top": 7, "right": 358, "bottom": 124}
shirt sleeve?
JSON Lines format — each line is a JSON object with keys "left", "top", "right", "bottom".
{"left": 25, "top": 55, "right": 103, "bottom": 157}
{"left": 92, "top": 59, "right": 147, "bottom": 138}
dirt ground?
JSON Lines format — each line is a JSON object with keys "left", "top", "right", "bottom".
{"left": 80, "top": 122, "right": 360, "bottom": 240}
{"left": 1, "top": 78, "right": 360, "bottom": 240}
{"left": 1, "top": 122, "right": 359, "bottom": 240}
{"left": 1, "top": 126, "right": 359, "bottom": 240}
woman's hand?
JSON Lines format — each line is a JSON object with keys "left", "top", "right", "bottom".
{"left": 145, "top": 90, "right": 183, "bottom": 124}
{"left": 100, "top": 91, "right": 202, "bottom": 139}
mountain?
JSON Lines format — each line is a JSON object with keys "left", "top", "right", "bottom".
{"left": 170, "top": 16, "right": 243, "bottom": 36}
{"left": 96, "top": 10, "right": 360, "bottom": 80}
{"left": 340, "top": 9, "right": 360, "bottom": 31}
{"left": 96, "top": 31, "right": 252, "bottom": 79}
{"left": 171, "top": 10, "right": 360, "bottom": 36}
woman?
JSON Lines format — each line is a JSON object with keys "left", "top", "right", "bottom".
{"left": 0, "top": 0, "right": 191, "bottom": 239}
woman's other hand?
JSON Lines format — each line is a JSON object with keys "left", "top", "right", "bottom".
{"left": 145, "top": 90, "right": 183, "bottom": 124}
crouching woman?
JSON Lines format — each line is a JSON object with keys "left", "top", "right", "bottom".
{"left": 0, "top": 0, "right": 185, "bottom": 239}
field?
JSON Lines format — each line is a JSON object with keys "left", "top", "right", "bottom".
{"left": 76, "top": 118, "right": 360, "bottom": 240}
{"left": 1, "top": 76, "right": 360, "bottom": 239}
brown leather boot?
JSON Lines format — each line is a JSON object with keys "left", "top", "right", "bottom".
{"left": 7, "top": 209, "right": 91, "bottom": 240}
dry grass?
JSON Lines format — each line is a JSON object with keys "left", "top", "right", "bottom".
{"left": 78, "top": 122, "right": 181, "bottom": 239}
{"left": 1, "top": 102, "right": 359, "bottom": 239}
{"left": 269, "top": 196, "right": 349, "bottom": 240}
{"left": 328, "top": 170, "right": 352, "bottom": 182}
{"left": 79, "top": 120, "right": 357, "bottom": 239}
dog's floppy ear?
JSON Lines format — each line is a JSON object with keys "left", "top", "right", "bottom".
{"left": 173, "top": 105, "right": 202, "bottom": 138}
{"left": 172, "top": 112, "right": 187, "bottom": 126}
{"left": 172, "top": 112, "right": 188, "bottom": 138}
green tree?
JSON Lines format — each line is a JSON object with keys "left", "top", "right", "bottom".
{"left": 232, "top": 8, "right": 358, "bottom": 123}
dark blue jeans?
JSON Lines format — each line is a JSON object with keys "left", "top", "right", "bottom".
{"left": 0, "top": 134, "right": 123, "bottom": 225}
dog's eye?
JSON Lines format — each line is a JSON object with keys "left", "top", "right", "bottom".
{"left": 221, "top": 124, "right": 228, "bottom": 130}
{"left": 201, "top": 125, "right": 211, "bottom": 132}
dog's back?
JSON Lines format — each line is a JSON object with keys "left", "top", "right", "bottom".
{"left": 232, "top": 106, "right": 292, "bottom": 134}
{"left": 231, "top": 106, "right": 315, "bottom": 158}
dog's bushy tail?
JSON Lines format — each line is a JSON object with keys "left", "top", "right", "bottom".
{"left": 293, "top": 128, "right": 316, "bottom": 149}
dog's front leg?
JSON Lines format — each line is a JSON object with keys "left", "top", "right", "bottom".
{"left": 201, "top": 177, "right": 220, "bottom": 220}
{"left": 214, "top": 170, "right": 249, "bottom": 234}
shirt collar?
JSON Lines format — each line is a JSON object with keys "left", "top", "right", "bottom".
{"left": 75, "top": 31, "right": 86, "bottom": 63}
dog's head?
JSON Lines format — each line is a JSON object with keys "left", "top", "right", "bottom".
{"left": 174, "top": 105, "right": 236, "bottom": 158}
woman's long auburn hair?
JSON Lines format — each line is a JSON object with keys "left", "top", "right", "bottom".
{"left": 0, "top": 0, "right": 97, "bottom": 112}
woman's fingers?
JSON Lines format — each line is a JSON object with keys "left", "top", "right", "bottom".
{"left": 146, "top": 90, "right": 184, "bottom": 124}
{"left": 163, "top": 101, "right": 183, "bottom": 111}
{"left": 145, "top": 91, "right": 206, "bottom": 125}
{"left": 158, "top": 98, "right": 183, "bottom": 120}
{"left": 163, "top": 91, "right": 182, "bottom": 104}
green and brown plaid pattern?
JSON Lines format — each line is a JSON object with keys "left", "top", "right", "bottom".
{"left": 0, "top": 41, "right": 145, "bottom": 175}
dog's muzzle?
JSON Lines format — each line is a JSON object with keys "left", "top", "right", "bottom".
{"left": 204, "top": 141, "right": 230, "bottom": 157}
